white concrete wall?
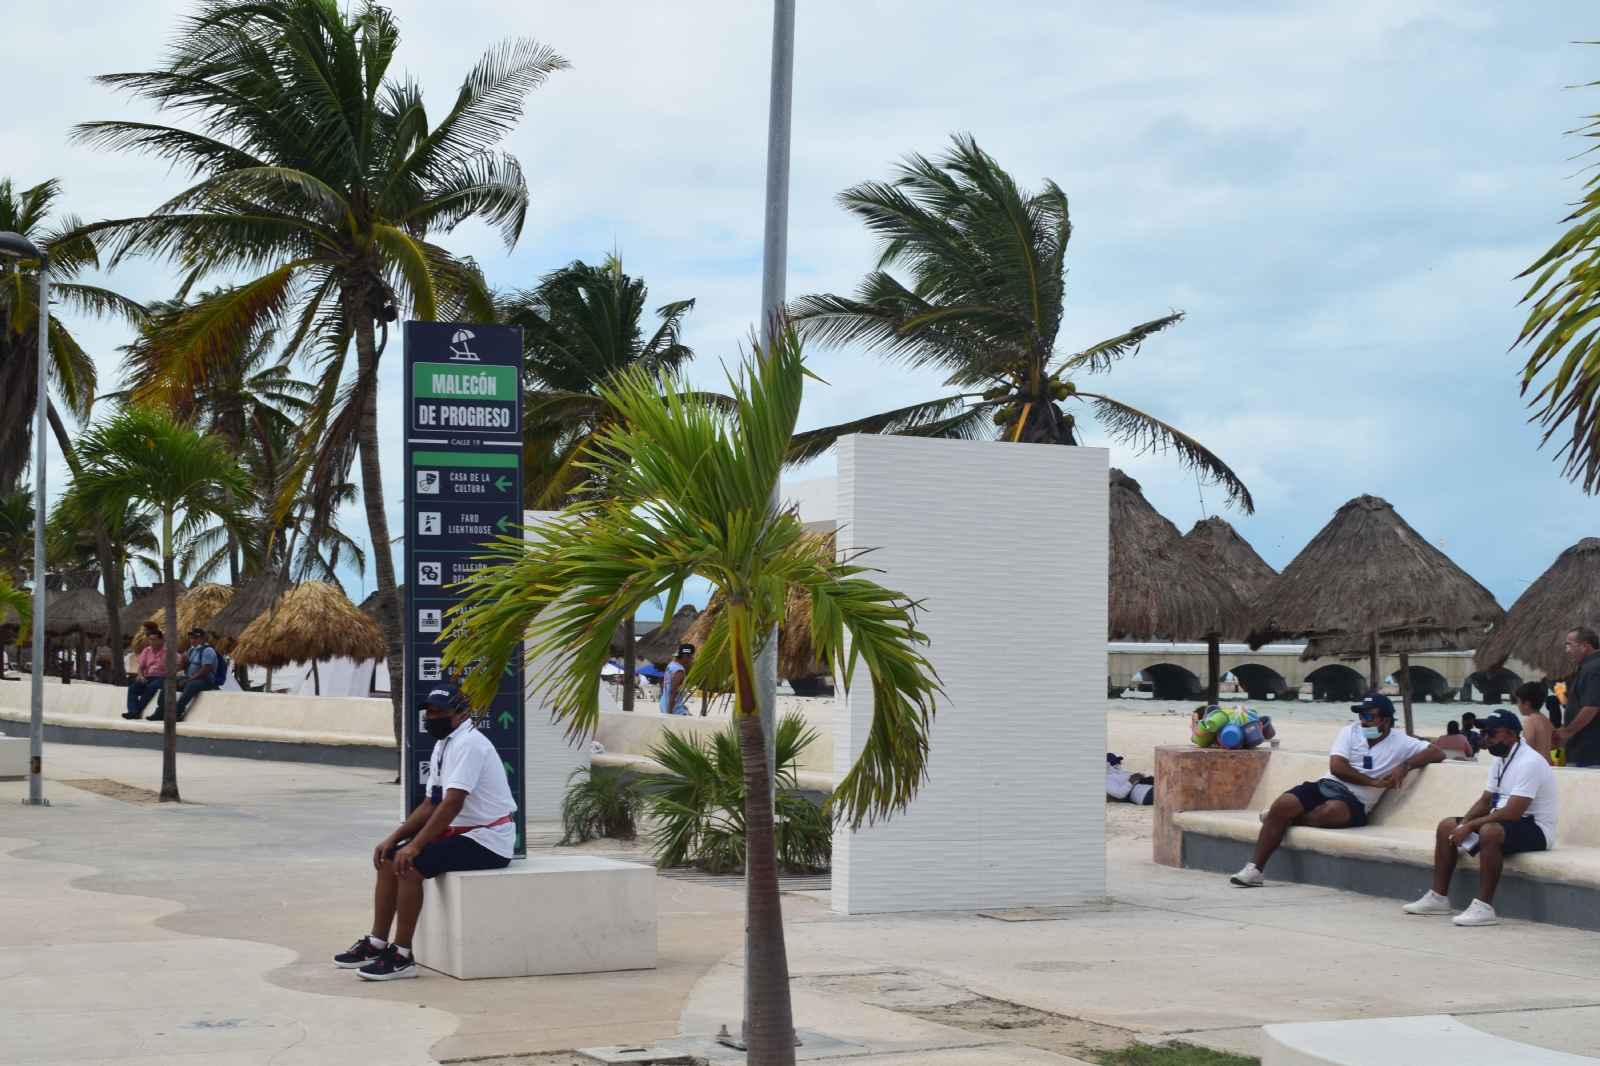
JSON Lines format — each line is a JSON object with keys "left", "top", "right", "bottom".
{"left": 832, "top": 434, "right": 1108, "bottom": 913}
{"left": 782, "top": 475, "right": 838, "bottom": 532}
{"left": 523, "top": 511, "right": 590, "bottom": 820}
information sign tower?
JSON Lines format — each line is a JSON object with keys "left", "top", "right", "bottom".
{"left": 402, "top": 321, "right": 525, "bottom": 854}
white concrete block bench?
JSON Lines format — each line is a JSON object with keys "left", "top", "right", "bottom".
{"left": 0, "top": 735, "right": 28, "bottom": 779}
{"left": 413, "top": 853, "right": 657, "bottom": 980}
{"left": 1167, "top": 749, "right": 1600, "bottom": 931}
{"left": 1262, "top": 1014, "right": 1598, "bottom": 1065}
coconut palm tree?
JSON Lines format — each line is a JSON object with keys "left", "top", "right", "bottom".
{"left": 0, "top": 490, "right": 32, "bottom": 586}
{"left": 72, "top": 0, "right": 568, "bottom": 743}
{"left": 442, "top": 329, "right": 939, "bottom": 1066}
{"left": 74, "top": 407, "right": 250, "bottom": 801}
{"left": 789, "top": 135, "right": 1253, "bottom": 512}
{"left": 503, "top": 254, "right": 696, "bottom": 509}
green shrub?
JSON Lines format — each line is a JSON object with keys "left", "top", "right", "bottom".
{"left": 1094, "top": 1042, "right": 1258, "bottom": 1066}
{"left": 645, "top": 713, "right": 831, "bottom": 874}
{"left": 560, "top": 765, "right": 646, "bottom": 844}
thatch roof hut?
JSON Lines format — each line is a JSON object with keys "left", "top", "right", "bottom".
{"left": 1476, "top": 538, "right": 1600, "bottom": 680}
{"left": 1109, "top": 470, "right": 1250, "bottom": 642}
{"left": 231, "top": 581, "right": 386, "bottom": 669}
{"left": 636, "top": 605, "right": 701, "bottom": 664}
{"left": 1249, "top": 495, "right": 1502, "bottom": 652}
{"left": 43, "top": 587, "right": 110, "bottom": 638}
{"left": 358, "top": 585, "right": 405, "bottom": 623}
{"left": 131, "top": 583, "right": 235, "bottom": 652}
{"left": 1183, "top": 517, "right": 1278, "bottom": 608}
{"left": 678, "top": 533, "right": 834, "bottom": 681}
{"left": 120, "top": 582, "right": 182, "bottom": 637}
{"left": 206, "top": 567, "right": 292, "bottom": 654}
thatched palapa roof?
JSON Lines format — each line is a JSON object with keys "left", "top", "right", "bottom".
{"left": 1476, "top": 538, "right": 1600, "bottom": 680}
{"left": 120, "top": 581, "right": 182, "bottom": 637}
{"left": 43, "top": 586, "right": 110, "bottom": 638}
{"left": 206, "top": 567, "right": 292, "bottom": 654}
{"left": 1109, "top": 470, "right": 1250, "bottom": 641}
{"left": 1249, "top": 495, "right": 1502, "bottom": 653}
{"left": 131, "top": 583, "right": 235, "bottom": 652}
{"left": 231, "top": 581, "right": 386, "bottom": 669}
{"left": 679, "top": 533, "right": 834, "bottom": 680}
{"left": 1184, "top": 517, "right": 1278, "bottom": 608}
{"left": 636, "top": 605, "right": 701, "bottom": 664}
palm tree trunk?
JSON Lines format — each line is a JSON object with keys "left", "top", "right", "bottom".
{"left": 622, "top": 616, "right": 636, "bottom": 712}
{"left": 352, "top": 314, "right": 406, "bottom": 765}
{"left": 731, "top": 609, "right": 795, "bottom": 1066}
{"left": 1206, "top": 633, "right": 1220, "bottom": 704}
{"left": 160, "top": 510, "right": 180, "bottom": 803}
{"left": 46, "top": 400, "right": 125, "bottom": 683}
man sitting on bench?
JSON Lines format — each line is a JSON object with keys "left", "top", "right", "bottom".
{"left": 1402, "top": 708, "right": 1559, "bottom": 926}
{"left": 1232, "top": 693, "right": 1445, "bottom": 887}
{"left": 334, "top": 681, "right": 516, "bottom": 980}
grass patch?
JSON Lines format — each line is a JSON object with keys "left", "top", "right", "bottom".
{"left": 1092, "top": 1041, "right": 1258, "bottom": 1066}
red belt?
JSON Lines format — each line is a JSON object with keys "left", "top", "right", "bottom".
{"left": 438, "top": 814, "right": 513, "bottom": 840}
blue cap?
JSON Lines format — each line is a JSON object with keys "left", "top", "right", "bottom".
{"left": 1107, "top": 752, "right": 1123, "bottom": 766}
{"left": 1478, "top": 708, "right": 1522, "bottom": 735}
{"left": 1351, "top": 693, "right": 1395, "bottom": 717}
{"left": 420, "top": 681, "right": 464, "bottom": 711}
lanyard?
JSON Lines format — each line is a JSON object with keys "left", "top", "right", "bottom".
{"left": 1491, "top": 740, "right": 1520, "bottom": 804}
{"left": 429, "top": 721, "right": 473, "bottom": 802}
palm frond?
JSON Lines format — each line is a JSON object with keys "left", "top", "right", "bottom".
{"left": 1080, "top": 392, "right": 1255, "bottom": 513}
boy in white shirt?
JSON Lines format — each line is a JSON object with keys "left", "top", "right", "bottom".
{"left": 333, "top": 681, "right": 518, "bottom": 980}
{"left": 1403, "top": 708, "right": 1559, "bottom": 927}
{"left": 1232, "top": 694, "right": 1444, "bottom": 887}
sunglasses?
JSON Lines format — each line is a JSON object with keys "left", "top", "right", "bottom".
{"left": 1358, "top": 712, "right": 1384, "bottom": 723}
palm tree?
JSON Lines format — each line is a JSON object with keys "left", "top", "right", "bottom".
{"left": 0, "top": 490, "right": 32, "bottom": 586}
{"left": 443, "top": 329, "right": 939, "bottom": 1066}
{"left": 75, "top": 407, "right": 250, "bottom": 801}
{"left": 73, "top": 0, "right": 568, "bottom": 744}
{"left": 789, "top": 135, "right": 1253, "bottom": 512}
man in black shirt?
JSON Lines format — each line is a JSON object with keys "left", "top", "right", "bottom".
{"left": 1555, "top": 627, "right": 1600, "bottom": 768}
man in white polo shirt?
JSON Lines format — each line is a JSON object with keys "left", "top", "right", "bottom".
{"left": 1232, "top": 693, "right": 1445, "bottom": 887}
{"left": 333, "top": 681, "right": 517, "bottom": 980}
{"left": 1403, "top": 707, "right": 1559, "bottom": 927}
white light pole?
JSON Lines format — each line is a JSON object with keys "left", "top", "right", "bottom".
{"left": 0, "top": 230, "right": 51, "bottom": 807}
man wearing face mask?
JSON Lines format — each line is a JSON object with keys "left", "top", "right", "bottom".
{"left": 1403, "top": 708, "right": 1559, "bottom": 926}
{"left": 333, "top": 681, "right": 516, "bottom": 980}
{"left": 1232, "top": 694, "right": 1444, "bottom": 887}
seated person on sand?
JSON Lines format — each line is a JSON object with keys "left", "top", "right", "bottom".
{"left": 334, "top": 681, "right": 517, "bottom": 981}
{"left": 1514, "top": 682, "right": 1556, "bottom": 763}
{"left": 1106, "top": 753, "right": 1154, "bottom": 806}
{"left": 1435, "top": 720, "right": 1474, "bottom": 759}
{"left": 1402, "top": 708, "right": 1558, "bottom": 926}
{"left": 1231, "top": 694, "right": 1445, "bottom": 888}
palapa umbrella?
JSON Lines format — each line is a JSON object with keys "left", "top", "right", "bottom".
{"left": 131, "top": 583, "right": 235, "bottom": 653}
{"left": 207, "top": 567, "right": 292, "bottom": 655}
{"left": 1250, "top": 494, "right": 1503, "bottom": 735}
{"left": 120, "top": 581, "right": 183, "bottom": 641}
{"left": 1476, "top": 538, "right": 1600, "bottom": 683}
{"left": 42, "top": 587, "right": 109, "bottom": 681}
{"left": 1110, "top": 470, "right": 1250, "bottom": 702}
{"left": 636, "top": 604, "right": 702, "bottom": 664}
{"left": 231, "top": 582, "right": 386, "bottom": 687}
{"left": 1184, "top": 517, "right": 1278, "bottom": 608}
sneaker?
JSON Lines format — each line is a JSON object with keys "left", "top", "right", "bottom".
{"left": 1453, "top": 900, "right": 1498, "bottom": 927}
{"left": 1402, "top": 890, "right": 1452, "bottom": 916}
{"left": 333, "top": 937, "right": 388, "bottom": 969}
{"left": 1258, "top": 808, "right": 1269, "bottom": 824}
{"left": 120, "top": 711, "right": 143, "bottom": 720}
{"left": 357, "top": 946, "right": 418, "bottom": 981}
{"left": 1230, "top": 862, "right": 1264, "bottom": 887}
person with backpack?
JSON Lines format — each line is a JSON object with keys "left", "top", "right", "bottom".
{"left": 150, "top": 627, "right": 222, "bottom": 722}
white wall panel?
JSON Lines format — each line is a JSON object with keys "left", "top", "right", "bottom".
{"left": 523, "top": 510, "right": 589, "bottom": 821}
{"left": 832, "top": 435, "right": 1107, "bottom": 913}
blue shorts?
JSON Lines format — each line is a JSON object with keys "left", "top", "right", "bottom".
{"left": 1285, "top": 780, "right": 1367, "bottom": 828}
{"left": 387, "top": 834, "right": 510, "bottom": 879}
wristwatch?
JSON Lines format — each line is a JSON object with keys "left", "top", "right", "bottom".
{"left": 1401, "top": 759, "right": 1412, "bottom": 771}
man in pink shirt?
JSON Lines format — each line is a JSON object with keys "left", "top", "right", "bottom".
{"left": 122, "top": 626, "right": 167, "bottom": 720}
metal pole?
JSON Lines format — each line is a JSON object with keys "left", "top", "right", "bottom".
{"left": 26, "top": 255, "right": 50, "bottom": 806}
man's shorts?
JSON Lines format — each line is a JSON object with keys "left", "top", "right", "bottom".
{"left": 387, "top": 834, "right": 511, "bottom": 879}
{"left": 1285, "top": 780, "right": 1368, "bottom": 828}
{"left": 1458, "top": 815, "right": 1549, "bottom": 856}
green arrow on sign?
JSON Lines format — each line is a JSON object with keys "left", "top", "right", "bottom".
{"left": 497, "top": 710, "right": 514, "bottom": 729}
{"left": 502, "top": 760, "right": 515, "bottom": 777}
{"left": 495, "top": 475, "right": 512, "bottom": 492}
{"left": 496, "top": 516, "right": 511, "bottom": 533}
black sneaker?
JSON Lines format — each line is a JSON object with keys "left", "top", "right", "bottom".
{"left": 333, "top": 937, "right": 388, "bottom": 969}
{"left": 357, "top": 946, "right": 418, "bottom": 981}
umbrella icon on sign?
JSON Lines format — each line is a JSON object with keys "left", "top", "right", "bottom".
{"left": 448, "top": 328, "right": 480, "bottom": 362}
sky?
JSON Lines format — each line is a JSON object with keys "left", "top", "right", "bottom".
{"left": 6, "top": 0, "right": 1599, "bottom": 612}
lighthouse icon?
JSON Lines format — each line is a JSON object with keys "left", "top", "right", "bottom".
{"left": 448, "top": 328, "right": 480, "bottom": 362}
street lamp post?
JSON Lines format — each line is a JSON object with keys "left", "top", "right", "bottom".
{"left": 0, "top": 230, "right": 51, "bottom": 807}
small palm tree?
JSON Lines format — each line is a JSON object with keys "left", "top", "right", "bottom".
{"left": 0, "top": 573, "right": 31, "bottom": 645}
{"left": 75, "top": 407, "right": 250, "bottom": 801}
{"left": 789, "top": 135, "right": 1252, "bottom": 512}
{"left": 443, "top": 329, "right": 938, "bottom": 1066}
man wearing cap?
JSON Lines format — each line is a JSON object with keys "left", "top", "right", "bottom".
{"left": 1232, "top": 694, "right": 1445, "bottom": 887}
{"left": 661, "top": 643, "right": 695, "bottom": 716}
{"left": 149, "top": 628, "right": 220, "bottom": 723}
{"left": 1403, "top": 707, "right": 1559, "bottom": 926}
{"left": 334, "top": 681, "right": 517, "bottom": 980}
{"left": 1105, "top": 753, "right": 1154, "bottom": 805}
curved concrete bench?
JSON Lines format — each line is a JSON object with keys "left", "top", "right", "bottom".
{"left": 1165, "top": 747, "right": 1600, "bottom": 930}
{"left": 1262, "top": 1014, "right": 1598, "bottom": 1065}
{"left": 591, "top": 709, "right": 835, "bottom": 793}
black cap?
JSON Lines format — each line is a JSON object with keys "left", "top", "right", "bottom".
{"left": 188, "top": 628, "right": 206, "bottom": 638}
{"left": 420, "top": 681, "right": 465, "bottom": 712}
{"left": 1478, "top": 708, "right": 1522, "bottom": 735}
{"left": 678, "top": 643, "right": 696, "bottom": 657}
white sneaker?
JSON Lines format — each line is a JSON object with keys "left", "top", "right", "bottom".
{"left": 1402, "top": 890, "right": 1452, "bottom": 915}
{"left": 1258, "top": 808, "right": 1269, "bottom": 824}
{"left": 1230, "top": 862, "right": 1263, "bottom": 887}
{"left": 1453, "top": 900, "right": 1498, "bottom": 926}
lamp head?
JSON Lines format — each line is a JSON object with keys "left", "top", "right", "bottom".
{"left": 0, "top": 231, "right": 45, "bottom": 261}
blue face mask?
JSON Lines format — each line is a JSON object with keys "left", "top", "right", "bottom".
{"left": 1361, "top": 726, "right": 1382, "bottom": 740}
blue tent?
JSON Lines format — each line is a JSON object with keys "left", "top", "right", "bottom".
{"left": 634, "top": 662, "right": 665, "bottom": 679}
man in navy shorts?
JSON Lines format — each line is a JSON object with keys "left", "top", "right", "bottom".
{"left": 1232, "top": 694, "right": 1445, "bottom": 887}
{"left": 333, "top": 681, "right": 517, "bottom": 980}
